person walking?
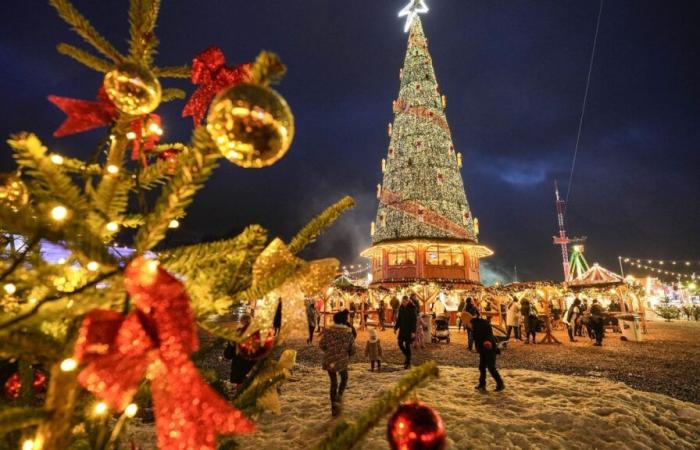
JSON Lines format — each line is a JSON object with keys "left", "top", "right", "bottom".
{"left": 505, "top": 297, "right": 521, "bottom": 341}
{"left": 377, "top": 299, "right": 386, "bottom": 330}
{"left": 472, "top": 315, "right": 505, "bottom": 392}
{"left": 521, "top": 298, "right": 538, "bottom": 344}
{"left": 394, "top": 296, "right": 417, "bottom": 369}
{"left": 590, "top": 299, "right": 605, "bottom": 346}
{"left": 390, "top": 295, "right": 400, "bottom": 325}
{"left": 565, "top": 298, "right": 582, "bottom": 342}
{"left": 306, "top": 299, "right": 319, "bottom": 344}
{"left": 464, "top": 297, "right": 479, "bottom": 351}
{"left": 576, "top": 299, "right": 589, "bottom": 336}
{"left": 319, "top": 311, "right": 356, "bottom": 416}
{"left": 457, "top": 298, "right": 466, "bottom": 331}
{"left": 273, "top": 298, "right": 282, "bottom": 336}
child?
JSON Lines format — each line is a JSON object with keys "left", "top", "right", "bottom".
{"left": 413, "top": 314, "right": 427, "bottom": 349}
{"left": 365, "top": 328, "right": 383, "bottom": 372}
{"left": 471, "top": 315, "right": 504, "bottom": 392}
{"left": 319, "top": 311, "right": 356, "bottom": 416}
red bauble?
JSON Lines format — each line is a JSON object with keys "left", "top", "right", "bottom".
{"left": 238, "top": 329, "right": 275, "bottom": 361}
{"left": 3, "top": 369, "right": 47, "bottom": 400}
{"left": 387, "top": 402, "right": 446, "bottom": 450}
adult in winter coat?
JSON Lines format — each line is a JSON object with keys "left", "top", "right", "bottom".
{"left": 464, "top": 297, "right": 479, "bottom": 351}
{"left": 319, "top": 311, "right": 356, "bottom": 416}
{"left": 590, "top": 299, "right": 605, "bottom": 346}
{"left": 565, "top": 298, "right": 582, "bottom": 342}
{"left": 505, "top": 298, "right": 521, "bottom": 340}
{"left": 377, "top": 299, "right": 386, "bottom": 330}
{"left": 306, "top": 299, "right": 319, "bottom": 344}
{"left": 521, "top": 299, "right": 538, "bottom": 344}
{"left": 394, "top": 296, "right": 417, "bottom": 368}
{"left": 471, "top": 316, "right": 505, "bottom": 392}
{"left": 390, "top": 295, "right": 400, "bottom": 324}
{"left": 223, "top": 314, "right": 255, "bottom": 387}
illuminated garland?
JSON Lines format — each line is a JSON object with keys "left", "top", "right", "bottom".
{"left": 622, "top": 260, "right": 697, "bottom": 280}
{"left": 621, "top": 256, "right": 698, "bottom": 267}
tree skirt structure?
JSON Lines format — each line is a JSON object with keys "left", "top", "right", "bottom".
{"left": 235, "top": 365, "right": 700, "bottom": 449}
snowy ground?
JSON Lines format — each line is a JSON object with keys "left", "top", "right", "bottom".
{"left": 235, "top": 364, "right": 700, "bottom": 449}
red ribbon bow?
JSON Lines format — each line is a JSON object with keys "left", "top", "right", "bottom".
{"left": 182, "top": 46, "right": 252, "bottom": 124}
{"left": 129, "top": 114, "right": 162, "bottom": 166}
{"left": 74, "top": 257, "right": 254, "bottom": 450}
{"left": 48, "top": 88, "right": 117, "bottom": 137}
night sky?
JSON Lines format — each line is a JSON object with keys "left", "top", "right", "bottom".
{"left": 1, "top": 1, "right": 698, "bottom": 283}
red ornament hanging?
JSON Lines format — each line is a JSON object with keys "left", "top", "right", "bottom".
{"left": 73, "top": 257, "right": 254, "bottom": 450}
{"left": 182, "top": 47, "right": 253, "bottom": 125}
{"left": 129, "top": 114, "right": 163, "bottom": 165}
{"left": 157, "top": 148, "right": 181, "bottom": 175}
{"left": 387, "top": 402, "right": 446, "bottom": 450}
{"left": 238, "top": 329, "right": 276, "bottom": 361}
{"left": 48, "top": 88, "right": 117, "bottom": 137}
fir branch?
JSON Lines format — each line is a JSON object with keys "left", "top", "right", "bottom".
{"left": 233, "top": 373, "right": 286, "bottom": 413}
{"left": 251, "top": 51, "right": 287, "bottom": 86}
{"left": 161, "top": 87, "right": 186, "bottom": 102}
{"left": 119, "top": 214, "right": 145, "bottom": 228}
{"left": 49, "top": 0, "right": 124, "bottom": 63}
{"left": 57, "top": 43, "right": 112, "bottom": 72}
{"left": 0, "top": 330, "right": 62, "bottom": 361}
{"left": 9, "top": 133, "right": 89, "bottom": 213}
{"left": 154, "top": 65, "right": 191, "bottom": 78}
{"left": 0, "top": 269, "right": 119, "bottom": 331}
{"left": 128, "top": 0, "right": 161, "bottom": 65}
{"left": 288, "top": 196, "right": 355, "bottom": 255}
{"left": 239, "top": 261, "right": 300, "bottom": 302}
{"left": 313, "top": 361, "right": 439, "bottom": 450}
{"left": 134, "top": 127, "right": 220, "bottom": 253}
{"left": 0, "top": 235, "right": 39, "bottom": 282}
{"left": 0, "top": 407, "right": 48, "bottom": 435}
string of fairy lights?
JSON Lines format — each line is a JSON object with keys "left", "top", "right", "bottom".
{"left": 620, "top": 257, "right": 698, "bottom": 280}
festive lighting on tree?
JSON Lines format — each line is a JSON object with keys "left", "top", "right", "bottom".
{"left": 94, "top": 402, "right": 108, "bottom": 416}
{"left": 105, "top": 221, "right": 119, "bottom": 232}
{"left": 3, "top": 283, "right": 16, "bottom": 295}
{"left": 86, "top": 261, "right": 99, "bottom": 271}
{"left": 49, "top": 153, "right": 64, "bottom": 165}
{"left": 398, "top": 0, "right": 429, "bottom": 33}
{"left": 124, "top": 403, "right": 138, "bottom": 418}
{"left": 106, "top": 164, "right": 119, "bottom": 174}
{"left": 168, "top": 219, "right": 179, "bottom": 229}
{"left": 60, "top": 358, "right": 77, "bottom": 372}
{"left": 50, "top": 205, "right": 68, "bottom": 221}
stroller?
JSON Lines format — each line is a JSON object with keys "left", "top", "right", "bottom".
{"left": 431, "top": 314, "right": 451, "bottom": 344}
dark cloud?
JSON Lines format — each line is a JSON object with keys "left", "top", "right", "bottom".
{"left": 1, "top": 1, "right": 698, "bottom": 282}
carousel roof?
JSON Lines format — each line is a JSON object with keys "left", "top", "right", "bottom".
{"left": 568, "top": 263, "right": 624, "bottom": 288}
{"left": 333, "top": 275, "right": 367, "bottom": 291}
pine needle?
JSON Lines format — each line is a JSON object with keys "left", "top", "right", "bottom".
{"left": 57, "top": 43, "right": 112, "bottom": 72}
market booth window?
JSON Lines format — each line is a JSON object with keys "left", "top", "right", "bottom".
{"left": 426, "top": 245, "right": 464, "bottom": 267}
{"left": 388, "top": 250, "right": 416, "bottom": 266}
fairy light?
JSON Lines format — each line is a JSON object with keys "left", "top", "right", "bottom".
{"left": 106, "top": 164, "right": 120, "bottom": 174}
{"left": 3, "top": 283, "right": 16, "bottom": 295}
{"left": 50, "top": 154, "right": 64, "bottom": 165}
{"left": 94, "top": 402, "right": 108, "bottom": 415}
{"left": 124, "top": 403, "right": 138, "bottom": 417}
{"left": 126, "top": 131, "right": 137, "bottom": 140}
{"left": 106, "top": 221, "right": 119, "bottom": 232}
{"left": 60, "top": 358, "right": 78, "bottom": 372}
{"left": 168, "top": 219, "right": 179, "bottom": 229}
{"left": 148, "top": 122, "right": 163, "bottom": 136}
{"left": 86, "top": 261, "right": 99, "bottom": 272}
{"left": 22, "top": 440, "right": 34, "bottom": 450}
{"left": 50, "top": 205, "right": 68, "bottom": 221}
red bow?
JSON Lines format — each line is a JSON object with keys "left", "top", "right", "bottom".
{"left": 182, "top": 46, "right": 252, "bottom": 124}
{"left": 129, "top": 114, "right": 162, "bottom": 166}
{"left": 48, "top": 88, "right": 117, "bottom": 137}
{"left": 74, "top": 257, "right": 254, "bottom": 450}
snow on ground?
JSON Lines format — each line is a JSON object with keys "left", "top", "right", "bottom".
{"left": 236, "top": 364, "right": 700, "bottom": 450}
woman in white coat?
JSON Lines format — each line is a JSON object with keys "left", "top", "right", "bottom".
{"left": 505, "top": 297, "right": 521, "bottom": 340}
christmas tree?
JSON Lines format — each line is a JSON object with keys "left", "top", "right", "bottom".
{"left": 0, "top": 1, "right": 438, "bottom": 449}
{"left": 373, "top": 16, "right": 476, "bottom": 244}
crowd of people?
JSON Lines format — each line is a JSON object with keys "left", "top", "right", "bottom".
{"left": 681, "top": 304, "right": 700, "bottom": 321}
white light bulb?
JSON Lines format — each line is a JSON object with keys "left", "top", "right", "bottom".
{"left": 50, "top": 154, "right": 64, "bottom": 165}
{"left": 106, "top": 164, "right": 119, "bottom": 174}
{"left": 168, "top": 219, "right": 179, "bottom": 229}
{"left": 94, "top": 402, "right": 108, "bottom": 415}
{"left": 86, "top": 261, "right": 99, "bottom": 271}
{"left": 60, "top": 358, "right": 78, "bottom": 372}
{"left": 124, "top": 403, "right": 138, "bottom": 418}
{"left": 3, "top": 283, "right": 16, "bottom": 295}
{"left": 106, "top": 222, "right": 119, "bottom": 232}
{"left": 22, "top": 440, "right": 34, "bottom": 450}
{"left": 50, "top": 205, "right": 68, "bottom": 221}
{"left": 126, "top": 131, "right": 137, "bottom": 140}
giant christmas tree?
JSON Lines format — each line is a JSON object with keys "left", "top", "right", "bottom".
{"left": 363, "top": 13, "right": 492, "bottom": 291}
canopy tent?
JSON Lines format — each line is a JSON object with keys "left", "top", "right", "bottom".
{"left": 568, "top": 263, "right": 624, "bottom": 289}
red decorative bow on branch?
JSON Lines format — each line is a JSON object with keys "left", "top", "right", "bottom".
{"left": 182, "top": 46, "right": 252, "bottom": 124}
{"left": 74, "top": 257, "right": 254, "bottom": 450}
{"left": 129, "top": 114, "right": 162, "bottom": 166}
{"left": 48, "top": 88, "right": 117, "bottom": 137}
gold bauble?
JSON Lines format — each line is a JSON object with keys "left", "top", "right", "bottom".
{"left": 0, "top": 173, "right": 29, "bottom": 211}
{"left": 206, "top": 83, "right": 294, "bottom": 168}
{"left": 103, "top": 64, "right": 161, "bottom": 115}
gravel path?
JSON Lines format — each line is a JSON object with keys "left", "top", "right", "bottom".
{"left": 284, "top": 319, "right": 700, "bottom": 404}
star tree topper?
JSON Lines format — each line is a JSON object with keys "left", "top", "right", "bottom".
{"left": 398, "top": 0, "right": 429, "bottom": 33}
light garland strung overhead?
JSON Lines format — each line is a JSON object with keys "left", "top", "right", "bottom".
{"left": 620, "top": 256, "right": 698, "bottom": 267}
{"left": 621, "top": 260, "right": 697, "bottom": 280}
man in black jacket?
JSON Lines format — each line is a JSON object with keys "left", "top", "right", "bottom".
{"left": 471, "top": 316, "right": 504, "bottom": 392}
{"left": 394, "top": 295, "right": 417, "bottom": 369}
